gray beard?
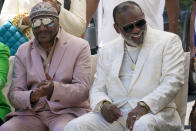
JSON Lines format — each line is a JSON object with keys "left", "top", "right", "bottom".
{"left": 121, "top": 30, "right": 146, "bottom": 47}
{"left": 121, "top": 34, "right": 141, "bottom": 47}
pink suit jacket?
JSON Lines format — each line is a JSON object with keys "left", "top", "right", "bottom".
{"left": 7, "top": 29, "right": 91, "bottom": 119}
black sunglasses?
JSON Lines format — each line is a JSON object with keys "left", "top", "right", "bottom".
{"left": 122, "top": 19, "right": 146, "bottom": 33}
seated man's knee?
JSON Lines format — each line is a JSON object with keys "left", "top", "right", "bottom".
{"left": 65, "top": 113, "right": 99, "bottom": 131}
{"left": 133, "top": 114, "right": 157, "bottom": 131}
{"left": 0, "top": 120, "right": 16, "bottom": 131}
{"left": 64, "top": 114, "right": 92, "bottom": 131}
{"left": 64, "top": 119, "right": 81, "bottom": 131}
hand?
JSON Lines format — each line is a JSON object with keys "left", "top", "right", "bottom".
{"left": 30, "top": 81, "right": 54, "bottom": 104}
{"left": 22, "top": 15, "right": 30, "bottom": 26}
{"left": 39, "top": 73, "right": 54, "bottom": 99}
{"left": 30, "top": 73, "right": 54, "bottom": 104}
{"left": 30, "top": 79, "right": 48, "bottom": 103}
{"left": 101, "top": 103, "right": 122, "bottom": 123}
{"left": 126, "top": 105, "right": 148, "bottom": 131}
{"left": 30, "top": 88, "right": 42, "bottom": 104}
{"left": 43, "top": 0, "right": 61, "bottom": 13}
{"left": 35, "top": 73, "right": 53, "bottom": 89}
{"left": 39, "top": 80, "right": 54, "bottom": 99}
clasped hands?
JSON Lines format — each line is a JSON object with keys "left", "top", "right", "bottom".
{"left": 101, "top": 103, "right": 148, "bottom": 131}
{"left": 30, "top": 73, "right": 54, "bottom": 104}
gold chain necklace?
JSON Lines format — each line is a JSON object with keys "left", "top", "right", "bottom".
{"left": 124, "top": 43, "right": 137, "bottom": 71}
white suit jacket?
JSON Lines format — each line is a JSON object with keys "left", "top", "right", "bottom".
{"left": 0, "top": 0, "right": 86, "bottom": 37}
{"left": 90, "top": 26, "right": 185, "bottom": 116}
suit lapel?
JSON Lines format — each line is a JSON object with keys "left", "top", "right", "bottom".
{"left": 111, "top": 50, "right": 124, "bottom": 77}
{"left": 110, "top": 37, "right": 124, "bottom": 77}
{"left": 49, "top": 40, "right": 67, "bottom": 78}
{"left": 110, "top": 37, "right": 127, "bottom": 93}
{"left": 128, "top": 26, "right": 152, "bottom": 94}
{"left": 31, "top": 47, "right": 46, "bottom": 81}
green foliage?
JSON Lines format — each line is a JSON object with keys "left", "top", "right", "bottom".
{"left": 180, "top": 0, "right": 193, "bottom": 10}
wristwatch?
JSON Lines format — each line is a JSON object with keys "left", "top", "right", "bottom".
{"left": 100, "top": 101, "right": 111, "bottom": 111}
{"left": 137, "top": 101, "right": 150, "bottom": 112}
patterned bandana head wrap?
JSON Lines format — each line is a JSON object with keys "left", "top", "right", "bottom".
{"left": 30, "top": 2, "right": 59, "bottom": 21}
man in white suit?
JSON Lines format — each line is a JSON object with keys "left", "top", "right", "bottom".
{"left": 65, "top": 1, "right": 184, "bottom": 131}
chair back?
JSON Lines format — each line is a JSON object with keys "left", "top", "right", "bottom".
{"left": 2, "top": 56, "right": 15, "bottom": 111}
{"left": 90, "top": 55, "right": 98, "bottom": 86}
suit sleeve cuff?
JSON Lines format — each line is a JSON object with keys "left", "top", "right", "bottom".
{"left": 11, "top": 90, "right": 33, "bottom": 110}
{"left": 94, "top": 100, "right": 112, "bottom": 112}
{"left": 142, "top": 98, "right": 158, "bottom": 114}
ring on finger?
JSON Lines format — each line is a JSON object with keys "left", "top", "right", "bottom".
{"left": 132, "top": 115, "right": 137, "bottom": 118}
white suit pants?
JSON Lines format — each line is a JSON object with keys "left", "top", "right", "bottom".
{"left": 64, "top": 109, "right": 181, "bottom": 131}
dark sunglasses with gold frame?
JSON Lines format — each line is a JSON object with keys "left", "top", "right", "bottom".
{"left": 120, "top": 18, "right": 146, "bottom": 33}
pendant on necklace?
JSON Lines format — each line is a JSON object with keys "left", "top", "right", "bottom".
{"left": 131, "top": 64, "right": 136, "bottom": 71}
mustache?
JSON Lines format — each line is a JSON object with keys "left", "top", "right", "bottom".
{"left": 38, "top": 31, "right": 50, "bottom": 35}
{"left": 127, "top": 30, "right": 145, "bottom": 39}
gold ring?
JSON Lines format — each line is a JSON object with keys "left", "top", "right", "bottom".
{"left": 132, "top": 115, "right": 137, "bottom": 118}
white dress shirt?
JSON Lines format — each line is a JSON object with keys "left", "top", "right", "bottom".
{"left": 119, "top": 45, "right": 141, "bottom": 90}
{"left": 119, "top": 44, "right": 141, "bottom": 117}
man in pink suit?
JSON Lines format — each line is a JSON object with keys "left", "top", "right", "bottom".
{"left": 0, "top": 1, "right": 91, "bottom": 131}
